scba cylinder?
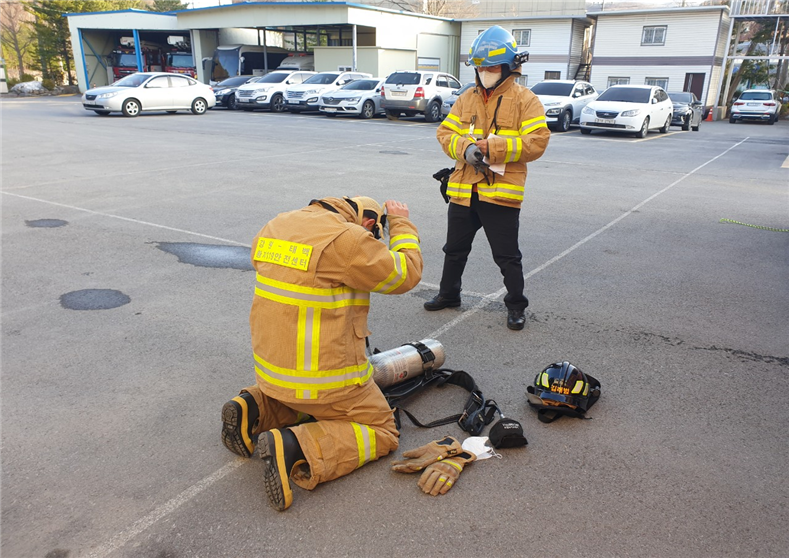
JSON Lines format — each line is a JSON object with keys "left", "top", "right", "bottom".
{"left": 371, "top": 339, "right": 446, "bottom": 388}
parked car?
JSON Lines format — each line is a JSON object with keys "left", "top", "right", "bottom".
{"left": 729, "top": 89, "right": 780, "bottom": 124}
{"left": 382, "top": 70, "right": 462, "bottom": 122}
{"left": 318, "top": 78, "right": 385, "bottom": 119}
{"left": 284, "top": 71, "right": 372, "bottom": 112}
{"left": 211, "top": 75, "right": 258, "bottom": 110}
{"left": 441, "top": 82, "right": 476, "bottom": 117}
{"left": 530, "top": 80, "right": 598, "bottom": 132}
{"left": 579, "top": 85, "right": 673, "bottom": 138}
{"left": 236, "top": 70, "right": 316, "bottom": 112}
{"left": 668, "top": 91, "right": 703, "bottom": 131}
{"left": 82, "top": 72, "right": 216, "bottom": 117}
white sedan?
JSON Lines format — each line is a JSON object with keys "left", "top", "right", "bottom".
{"left": 579, "top": 85, "right": 673, "bottom": 138}
{"left": 318, "top": 78, "right": 385, "bottom": 119}
{"left": 82, "top": 72, "right": 216, "bottom": 117}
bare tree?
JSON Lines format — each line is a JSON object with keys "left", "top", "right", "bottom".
{"left": 0, "top": 0, "right": 36, "bottom": 78}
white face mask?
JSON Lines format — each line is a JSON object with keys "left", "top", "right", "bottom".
{"left": 461, "top": 436, "right": 502, "bottom": 460}
{"left": 479, "top": 68, "right": 502, "bottom": 89}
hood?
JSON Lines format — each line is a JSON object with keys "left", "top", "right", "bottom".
{"left": 288, "top": 83, "right": 335, "bottom": 92}
{"left": 85, "top": 86, "right": 129, "bottom": 95}
{"left": 322, "top": 90, "right": 368, "bottom": 99}
{"left": 586, "top": 99, "right": 647, "bottom": 112}
{"left": 535, "top": 94, "right": 570, "bottom": 106}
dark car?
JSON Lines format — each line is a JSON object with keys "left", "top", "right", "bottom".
{"left": 211, "top": 75, "right": 257, "bottom": 109}
{"left": 669, "top": 91, "right": 703, "bottom": 131}
{"left": 440, "top": 82, "right": 475, "bottom": 117}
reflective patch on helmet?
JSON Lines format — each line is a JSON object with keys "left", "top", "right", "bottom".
{"left": 571, "top": 380, "right": 584, "bottom": 394}
{"left": 472, "top": 57, "right": 485, "bottom": 66}
{"left": 488, "top": 47, "right": 506, "bottom": 57}
{"left": 511, "top": 41, "right": 516, "bottom": 48}
{"left": 540, "top": 372, "right": 550, "bottom": 388}
{"left": 583, "top": 383, "right": 589, "bottom": 396}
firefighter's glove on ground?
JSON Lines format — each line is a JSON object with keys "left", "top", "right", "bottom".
{"left": 418, "top": 451, "right": 476, "bottom": 496}
{"left": 464, "top": 145, "right": 489, "bottom": 173}
{"left": 391, "top": 436, "right": 463, "bottom": 473}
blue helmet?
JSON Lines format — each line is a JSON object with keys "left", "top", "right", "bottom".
{"left": 468, "top": 26, "right": 523, "bottom": 70}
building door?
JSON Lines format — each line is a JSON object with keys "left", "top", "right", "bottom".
{"left": 684, "top": 73, "right": 705, "bottom": 99}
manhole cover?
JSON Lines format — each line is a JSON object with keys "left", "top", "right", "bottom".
{"left": 26, "top": 219, "right": 68, "bottom": 228}
{"left": 60, "top": 289, "right": 130, "bottom": 310}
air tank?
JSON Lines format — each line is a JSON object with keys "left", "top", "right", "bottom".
{"left": 370, "top": 339, "right": 446, "bottom": 388}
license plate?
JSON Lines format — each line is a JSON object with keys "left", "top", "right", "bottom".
{"left": 288, "top": 100, "right": 300, "bottom": 104}
{"left": 747, "top": 103, "right": 759, "bottom": 106}
{"left": 595, "top": 118, "right": 614, "bottom": 124}
{"left": 238, "top": 98, "right": 249, "bottom": 102}
{"left": 323, "top": 107, "right": 336, "bottom": 112}
{"left": 391, "top": 91, "right": 407, "bottom": 97}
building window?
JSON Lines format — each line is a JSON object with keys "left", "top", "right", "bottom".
{"left": 645, "top": 77, "right": 669, "bottom": 89}
{"left": 513, "top": 29, "right": 531, "bottom": 47}
{"left": 642, "top": 26, "right": 667, "bottom": 46}
{"left": 544, "top": 71, "right": 561, "bottom": 80}
{"left": 608, "top": 77, "right": 630, "bottom": 87}
{"left": 516, "top": 75, "right": 528, "bottom": 87}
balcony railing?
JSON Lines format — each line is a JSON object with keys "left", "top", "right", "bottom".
{"left": 731, "top": 0, "right": 789, "bottom": 16}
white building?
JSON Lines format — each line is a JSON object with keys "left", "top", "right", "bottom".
{"left": 587, "top": 6, "right": 731, "bottom": 109}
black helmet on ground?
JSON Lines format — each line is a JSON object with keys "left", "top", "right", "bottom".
{"left": 526, "top": 361, "right": 601, "bottom": 423}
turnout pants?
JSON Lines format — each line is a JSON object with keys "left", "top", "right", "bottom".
{"left": 241, "top": 378, "right": 399, "bottom": 491}
{"left": 439, "top": 192, "right": 529, "bottom": 311}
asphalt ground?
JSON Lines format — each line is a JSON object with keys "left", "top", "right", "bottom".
{"left": 2, "top": 96, "right": 788, "bottom": 558}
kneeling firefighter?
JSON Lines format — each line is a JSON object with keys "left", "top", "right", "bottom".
{"left": 221, "top": 195, "right": 423, "bottom": 511}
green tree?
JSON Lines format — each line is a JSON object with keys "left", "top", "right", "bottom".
{"left": 1, "top": 0, "right": 37, "bottom": 79}
{"left": 24, "top": 0, "right": 143, "bottom": 85}
{"left": 150, "top": 0, "right": 186, "bottom": 11}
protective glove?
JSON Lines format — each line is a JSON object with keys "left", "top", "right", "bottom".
{"left": 463, "top": 144, "right": 489, "bottom": 173}
{"left": 418, "top": 451, "right": 476, "bottom": 496}
{"left": 391, "top": 436, "right": 462, "bottom": 473}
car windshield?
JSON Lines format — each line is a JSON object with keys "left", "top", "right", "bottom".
{"left": 340, "top": 80, "right": 377, "bottom": 91}
{"left": 216, "top": 76, "right": 254, "bottom": 87}
{"left": 739, "top": 91, "right": 772, "bottom": 101}
{"left": 669, "top": 92, "right": 693, "bottom": 103}
{"left": 166, "top": 53, "right": 194, "bottom": 67}
{"left": 597, "top": 87, "right": 650, "bottom": 103}
{"left": 304, "top": 73, "right": 339, "bottom": 85}
{"left": 257, "top": 73, "right": 289, "bottom": 83}
{"left": 531, "top": 82, "right": 574, "bottom": 96}
{"left": 112, "top": 74, "right": 151, "bottom": 87}
{"left": 386, "top": 72, "right": 420, "bottom": 85}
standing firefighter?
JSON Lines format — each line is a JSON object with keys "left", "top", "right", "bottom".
{"left": 427, "top": 25, "right": 550, "bottom": 330}
{"left": 222, "top": 196, "right": 422, "bottom": 511}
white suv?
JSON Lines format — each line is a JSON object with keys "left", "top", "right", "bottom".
{"left": 530, "top": 80, "right": 598, "bottom": 132}
{"left": 381, "top": 71, "right": 462, "bottom": 122}
{"left": 730, "top": 89, "right": 780, "bottom": 124}
{"left": 284, "top": 71, "right": 372, "bottom": 112}
{"left": 235, "top": 70, "right": 316, "bottom": 112}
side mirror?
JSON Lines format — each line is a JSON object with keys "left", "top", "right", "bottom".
{"left": 651, "top": 98, "right": 658, "bottom": 104}
{"left": 451, "top": 89, "right": 459, "bottom": 95}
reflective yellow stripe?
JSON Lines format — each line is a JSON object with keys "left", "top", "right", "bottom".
{"left": 522, "top": 122, "right": 549, "bottom": 135}
{"left": 449, "top": 134, "right": 460, "bottom": 159}
{"left": 351, "top": 423, "right": 376, "bottom": 468}
{"left": 373, "top": 251, "right": 407, "bottom": 294}
{"left": 255, "top": 352, "right": 374, "bottom": 391}
{"left": 497, "top": 129, "right": 520, "bottom": 137}
{"left": 540, "top": 372, "right": 550, "bottom": 388}
{"left": 255, "top": 274, "right": 369, "bottom": 309}
{"left": 390, "top": 234, "right": 420, "bottom": 252}
{"left": 504, "top": 137, "right": 522, "bottom": 163}
{"left": 447, "top": 182, "right": 473, "bottom": 198}
{"left": 521, "top": 116, "right": 545, "bottom": 127}
{"left": 572, "top": 380, "right": 584, "bottom": 394}
{"left": 477, "top": 181, "right": 525, "bottom": 199}
{"left": 446, "top": 113, "right": 461, "bottom": 124}
{"left": 441, "top": 119, "right": 462, "bottom": 134}
{"left": 445, "top": 460, "right": 463, "bottom": 471}
{"left": 488, "top": 47, "right": 506, "bottom": 57}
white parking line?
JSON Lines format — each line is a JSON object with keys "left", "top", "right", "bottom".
{"left": 782, "top": 154, "right": 789, "bottom": 168}
{"left": 3, "top": 136, "right": 750, "bottom": 556}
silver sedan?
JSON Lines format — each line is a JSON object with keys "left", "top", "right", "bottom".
{"left": 82, "top": 72, "right": 216, "bottom": 117}
{"left": 318, "top": 78, "right": 385, "bottom": 119}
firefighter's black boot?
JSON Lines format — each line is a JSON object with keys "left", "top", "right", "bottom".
{"left": 221, "top": 392, "right": 260, "bottom": 458}
{"left": 259, "top": 428, "right": 305, "bottom": 511}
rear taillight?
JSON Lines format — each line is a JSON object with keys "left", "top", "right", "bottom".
{"left": 764, "top": 102, "right": 776, "bottom": 106}
{"left": 381, "top": 86, "right": 385, "bottom": 98}
{"left": 414, "top": 87, "right": 425, "bottom": 99}
{"left": 733, "top": 102, "right": 744, "bottom": 106}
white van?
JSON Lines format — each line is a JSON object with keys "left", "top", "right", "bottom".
{"left": 277, "top": 54, "right": 314, "bottom": 72}
{"left": 235, "top": 70, "right": 316, "bottom": 112}
{"left": 284, "top": 71, "right": 372, "bottom": 112}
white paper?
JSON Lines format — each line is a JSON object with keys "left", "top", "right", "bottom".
{"left": 482, "top": 133, "right": 506, "bottom": 175}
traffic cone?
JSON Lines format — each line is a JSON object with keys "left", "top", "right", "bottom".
{"left": 705, "top": 108, "right": 714, "bottom": 122}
